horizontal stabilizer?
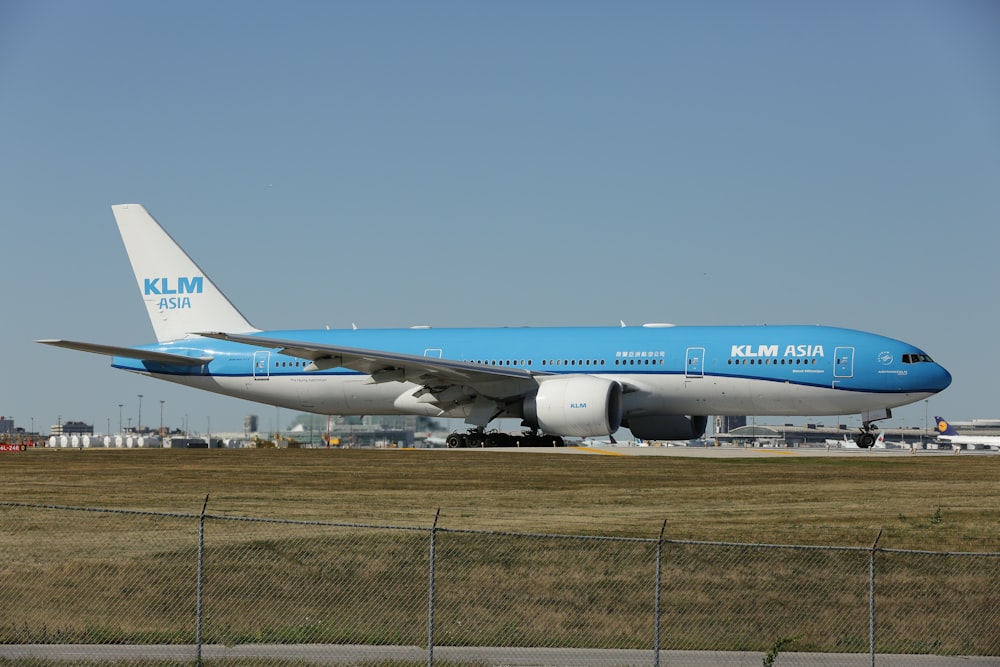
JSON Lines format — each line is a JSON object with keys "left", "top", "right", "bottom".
{"left": 36, "top": 339, "right": 212, "bottom": 366}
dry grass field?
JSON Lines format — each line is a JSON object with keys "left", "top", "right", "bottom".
{"left": 1, "top": 448, "right": 998, "bottom": 659}
{"left": 2, "top": 447, "right": 997, "bottom": 550}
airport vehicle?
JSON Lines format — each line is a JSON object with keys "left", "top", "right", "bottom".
{"left": 39, "top": 205, "right": 952, "bottom": 448}
{"left": 934, "top": 417, "right": 1000, "bottom": 450}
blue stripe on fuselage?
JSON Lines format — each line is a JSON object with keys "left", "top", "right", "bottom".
{"left": 109, "top": 325, "right": 951, "bottom": 396}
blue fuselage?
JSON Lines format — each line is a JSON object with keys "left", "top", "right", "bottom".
{"left": 114, "top": 324, "right": 951, "bottom": 421}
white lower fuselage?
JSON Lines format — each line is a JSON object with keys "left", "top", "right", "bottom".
{"left": 140, "top": 370, "right": 935, "bottom": 421}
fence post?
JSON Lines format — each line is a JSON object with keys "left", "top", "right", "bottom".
{"left": 427, "top": 508, "right": 440, "bottom": 667}
{"left": 196, "top": 494, "right": 209, "bottom": 667}
{"left": 868, "top": 528, "right": 882, "bottom": 667}
{"left": 654, "top": 519, "right": 667, "bottom": 667}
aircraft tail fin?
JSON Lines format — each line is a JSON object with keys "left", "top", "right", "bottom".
{"left": 112, "top": 204, "right": 258, "bottom": 342}
{"left": 934, "top": 416, "right": 960, "bottom": 437}
{"left": 874, "top": 432, "right": 886, "bottom": 448}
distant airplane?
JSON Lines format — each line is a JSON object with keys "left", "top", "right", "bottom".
{"left": 579, "top": 436, "right": 617, "bottom": 446}
{"left": 877, "top": 433, "right": 917, "bottom": 449}
{"left": 39, "top": 204, "right": 952, "bottom": 448}
{"left": 934, "top": 417, "right": 1000, "bottom": 451}
{"left": 825, "top": 434, "right": 851, "bottom": 448}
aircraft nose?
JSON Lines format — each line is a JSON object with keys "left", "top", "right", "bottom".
{"left": 931, "top": 364, "right": 952, "bottom": 393}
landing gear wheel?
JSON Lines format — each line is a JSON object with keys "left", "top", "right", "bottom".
{"left": 486, "top": 432, "right": 511, "bottom": 447}
{"left": 857, "top": 432, "right": 876, "bottom": 449}
{"left": 855, "top": 411, "right": 891, "bottom": 450}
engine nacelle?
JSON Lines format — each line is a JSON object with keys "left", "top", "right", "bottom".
{"left": 625, "top": 415, "right": 708, "bottom": 441}
{"left": 523, "top": 376, "right": 623, "bottom": 437}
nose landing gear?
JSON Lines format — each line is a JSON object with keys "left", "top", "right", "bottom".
{"left": 855, "top": 431, "right": 877, "bottom": 448}
{"left": 855, "top": 409, "right": 891, "bottom": 448}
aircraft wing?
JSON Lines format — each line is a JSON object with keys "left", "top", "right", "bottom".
{"left": 199, "top": 331, "right": 543, "bottom": 398}
{"left": 37, "top": 339, "right": 213, "bottom": 366}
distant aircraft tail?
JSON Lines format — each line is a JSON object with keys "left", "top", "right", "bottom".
{"left": 934, "top": 416, "right": 960, "bottom": 437}
{"left": 826, "top": 434, "right": 859, "bottom": 448}
{"left": 874, "top": 432, "right": 886, "bottom": 448}
{"left": 112, "top": 204, "right": 258, "bottom": 342}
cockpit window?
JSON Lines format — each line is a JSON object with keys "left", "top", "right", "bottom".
{"left": 902, "top": 353, "right": 934, "bottom": 364}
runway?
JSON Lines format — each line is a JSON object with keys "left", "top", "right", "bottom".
{"left": 461, "top": 444, "right": 999, "bottom": 457}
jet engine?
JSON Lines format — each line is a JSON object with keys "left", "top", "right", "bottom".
{"left": 523, "top": 376, "right": 623, "bottom": 437}
{"left": 625, "top": 415, "right": 708, "bottom": 441}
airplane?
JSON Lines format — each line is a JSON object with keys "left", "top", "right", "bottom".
{"left": 825, "top": 432, "right": 886, "bottom": 450}
{"left": 877, "top": 433, "right": 917, "bottom": 449}
{"left": 934, "top": 417, "right": 1000, "bottom": 451}
{"left": 38, "top": 204, "right": 952, "bottom": 448}
{"left": 825, "top": 434, "right": 850, "bottom": 448}
{"left": 579, "top": 436, "right": 619, "bottom": 446}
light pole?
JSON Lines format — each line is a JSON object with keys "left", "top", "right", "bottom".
{"left": 924, "top": 399, "right": 929, "bottom": 447}
{"left": 118, "top": 404, "right": 123, "bottom": 434}
{"left": 160, "top": 400, "right": 165, "bottom": 436}
{"left": 137, "top": 394, "right": 143, "bottom": 433}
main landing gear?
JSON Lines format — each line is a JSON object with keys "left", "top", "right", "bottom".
{"left": 445, "top": 428, "right": 564, "bottom": 448}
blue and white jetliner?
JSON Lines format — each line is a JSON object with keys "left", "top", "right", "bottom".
{"left": 39, "top": 204, "right": 952, "bottom": 448}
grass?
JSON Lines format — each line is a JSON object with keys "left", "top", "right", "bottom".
{"left": 0, "top": 448, "right": 998, "bottom": 656}
{"left": 1, "top": 448, "right": 997, "bottom": 549}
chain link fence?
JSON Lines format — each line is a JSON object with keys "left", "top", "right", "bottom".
{"left": 1, "top": 501, "right": 997, "bottom": 666}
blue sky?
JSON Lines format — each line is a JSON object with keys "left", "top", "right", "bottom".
{"left": 2, "top": 1, "right": 998, "bottom": 436}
